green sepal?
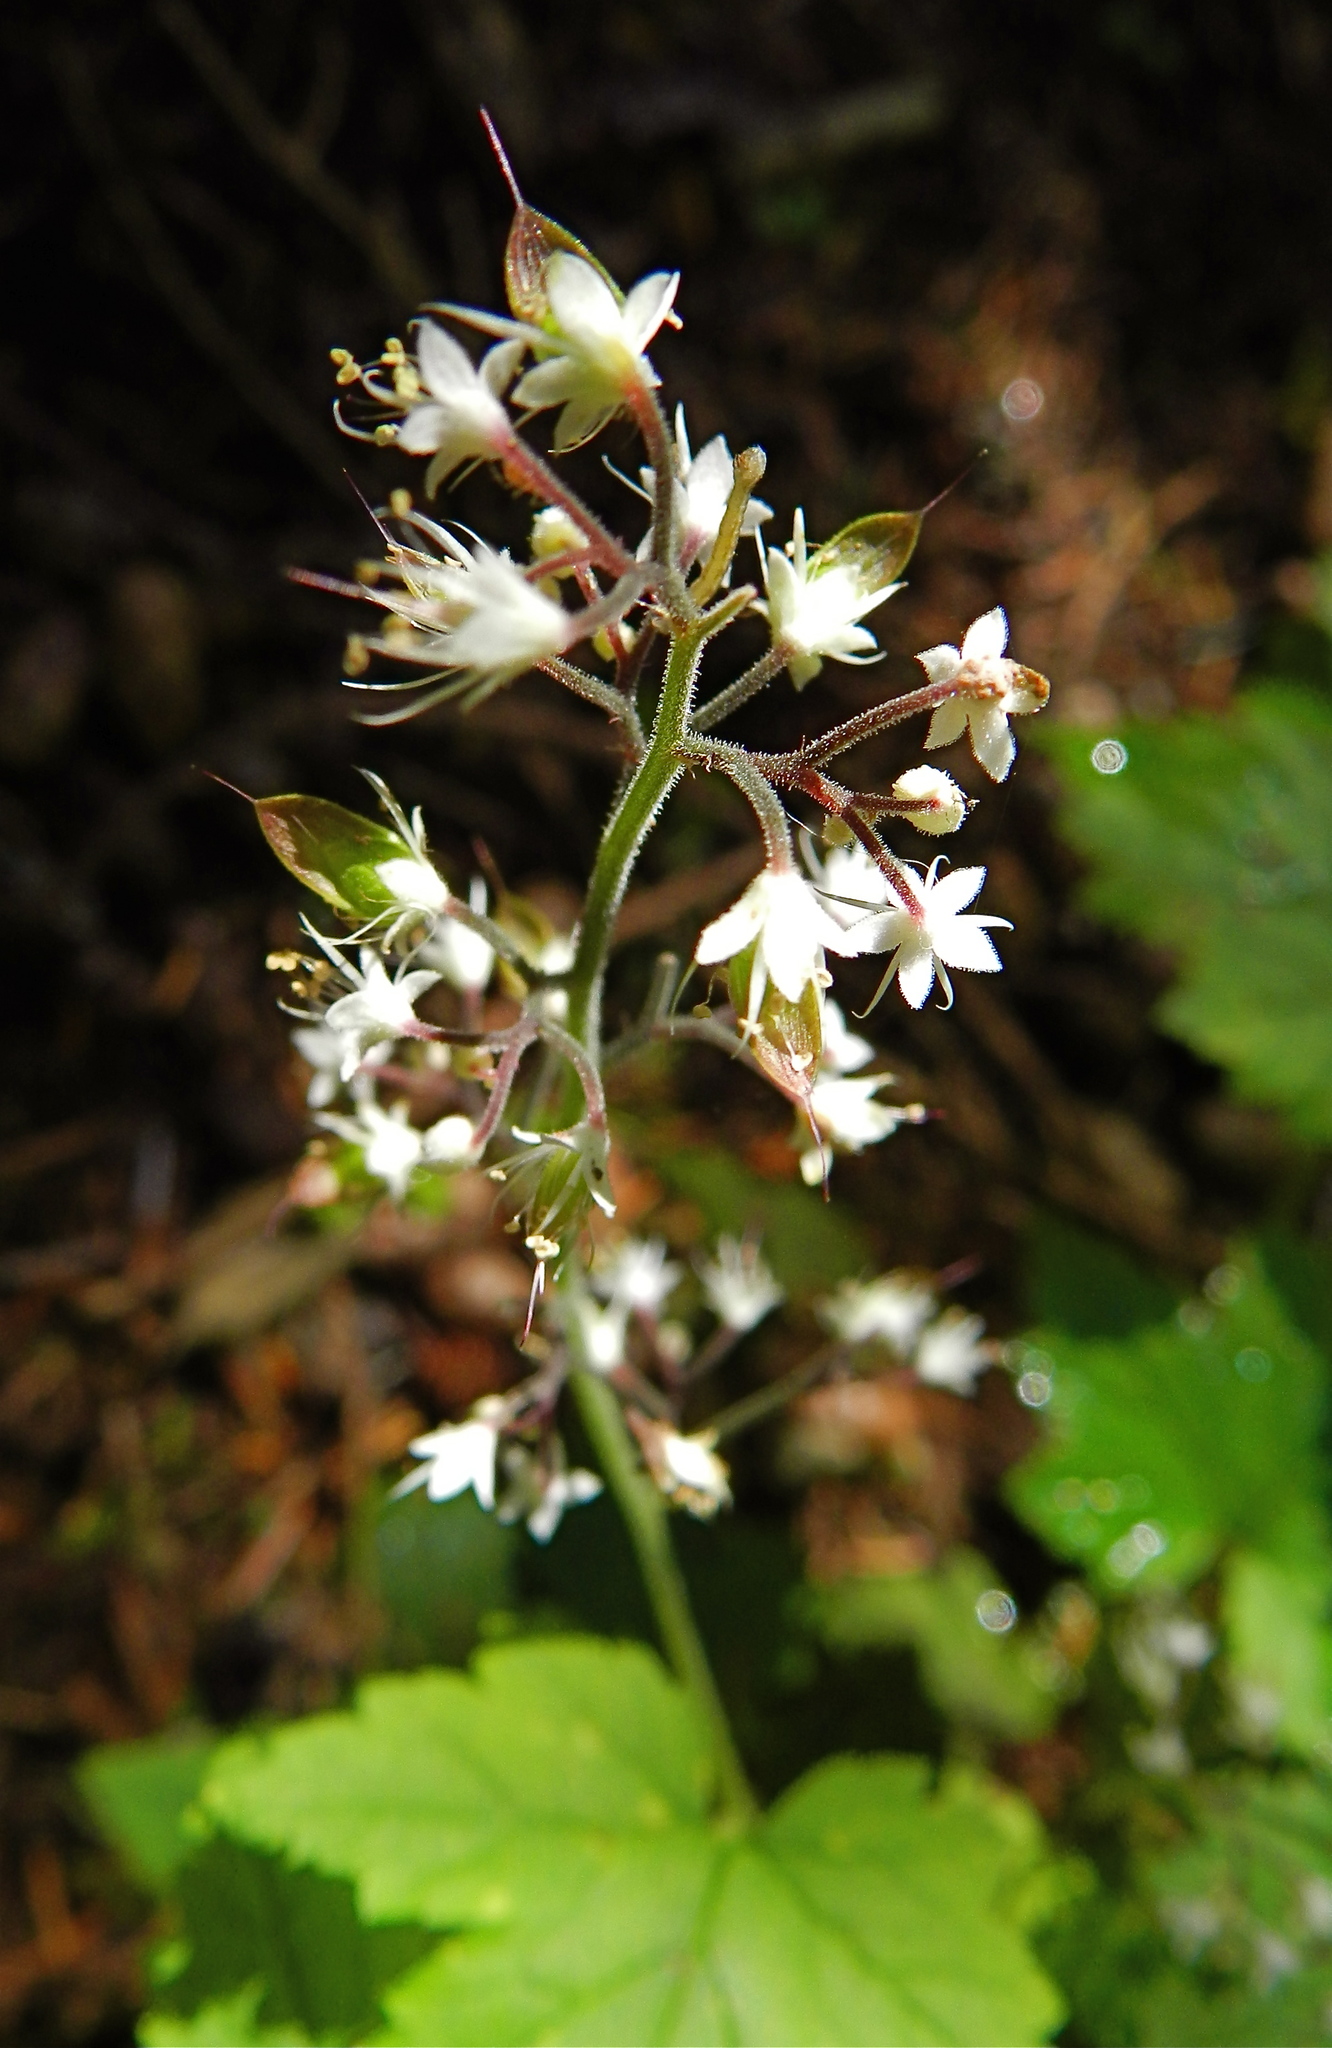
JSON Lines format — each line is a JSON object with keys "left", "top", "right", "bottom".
{"left": 810, "top": 509, "right": 923, "bottom": 593}
{"left": 254, "top": 795, "right": 413, "bottom": 923}
{"left": 504, "top": 204, "right": 623, "bottom": 328}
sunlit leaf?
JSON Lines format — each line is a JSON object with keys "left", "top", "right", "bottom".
{"left": 1035, "top": 683, "right": 1332, "bottom": 1142}
{"left": 1007, "top": 1245, "right": 1327, "bottom": 1596}
{"left": 200, "top": 1637, "right": 1063, "bottom": 2047}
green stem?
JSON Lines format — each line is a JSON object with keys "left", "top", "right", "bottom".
{"left": 564, "top": 624, "right": 702, "bottom": 1066}
{"left": 571, "top": 1367, "right": 757, "bottom": 1828}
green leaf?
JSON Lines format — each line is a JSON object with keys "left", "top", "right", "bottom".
{"left": 78, "top": 1726, "right": 215, "bottom": 1890}
{"left": 1045, "top": 1769, "right": 1332, "bottom": 2047}
{"left": 1035, "top": 683, "right": 1332, "bottom": 1141}
{"left": 138, "top": 1982, "right": 311, "bottom": 2046}
{"left": 255, "top": 795, "right": 413, "bottom": 923}
{"left": 200, "top": 1637, "right": 1063, "bottom": 2046}
{"left": 1222, "top": 1539, "right": 1332, "bottom": 1760}
{"left": 142, "top": 1836, "right": 431, "bottom": 2045}
{"left": 804, "top": 1548, "right": 1058, "bottom": 1741}
{"left": 1007, "top": 1245, "right": 1328, "bottom": 1596}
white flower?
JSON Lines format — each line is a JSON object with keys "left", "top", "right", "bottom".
{"left": 592, "top": 1237, "right": 682, "bottom": 1315}
{"left": 291, "top": 1022, "right": 388, "bottom": 1108}
{"left": 314, "top": 1099, "right": 421, "bottom": 1200}
{"left": 920, "top": 608, "right": 1050, "bottom": 782}
{"left": 315, "top": 1098, "right": 476, "bottom": 1199}
{"left": 394, "top": 324, "right": 524, "bottom": 489}
{"left": 415, "top": 533, "right": 578, "bottom": 692}
{"left": 524, "top": 1465, "right": 603, "bottom": 1543}
{"left": 323, "top": 952, "right": 441, "bottom": 1076}
{"left": 421, "top": 1114, "right": 479, "bottom": 1166}
{"left": 799, "top": 1075, "right": 925, "bottom": 1185}
{"left": 375, "top": 854, "right": 451, "bottom": 917}
{"left": 757, "top": 509, "right": 902, "bottom": 688}
{"left": 633, "top": 406, "right": 772, "bottom": 570}
{"left": 658, "top": 1430, "right": 732, "bottom": 1517}
{"left": 844, "top": 859, "right": 1012, "bottom": 1012}
{"left": 913, "top": 1308, "right": 993, "bottom": 1395}
{"left": 697, "top": 1235, "right": 784, "bottom": 1332}
{"left": 695, "top": 866, "right": 852, "bottom": 1022}
{"left": 446, "top": 252, "right": 680, "bottom": 451}
{"left": 497, "top": 1442, "right": 603, "bottom": 1543}
{"left": 420, "top": 877, "right": 495, "bottom": 993}
{"left": 820, "top": 997, "right": 873, "bottom": 1074}
{"left": 891, "top": 765, "right": 968, "bottom": 836}
{"left": 394, "top": 1401, "right": 504, "bottom": 1507}
{"left": 571, "top": 1293, "right": 629, "bottom": 1373}
{"left": 803, "top": 837, "right": 890, "bottom": 930}
{"left": 819, "top": 1272, "right": 937, "bottom": 1351}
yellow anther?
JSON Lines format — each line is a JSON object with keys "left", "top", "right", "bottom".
{"left": 344, "top": 635, "right": 370, "bottom": 676}
{"left": 389, "top": 488, "right": 413, "bottom": 518}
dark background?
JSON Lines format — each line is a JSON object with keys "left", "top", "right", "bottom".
{"left": 2, "top": 2, "right": 1331, "bottom": 2038}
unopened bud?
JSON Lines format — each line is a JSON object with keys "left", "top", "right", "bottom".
{"left": 891, "top": 765, "right": 967, "bottom": 836}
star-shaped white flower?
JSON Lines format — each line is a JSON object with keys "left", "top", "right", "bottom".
{"left": 393, "top": 1401, "right": 504, "bottom": 1507}
{"left": 844, "top": 859, "right": 1012, "bottom": 1012}
{"left": 696, "top": 1235, "right": 784, "bottom": 1332}
{"left": 920, "top": 607, "right": 1050, "bottom": 782}
{"left": 394, "top": 324, "right": 524, "bottom": 490}
{"left": 290, "top": 1022, "right": 388, "bottom": 1108}
{"left": 757, "top": 509, "right": 902, "bottom": 688}
{"left": 442, "top": 252, "right": 679, "bottom": 452}
{"left": 322, "top": 952, "right": 441, "bottom": 1076}
{"left": 798, "top": 1075, "right": 925, "bottom": 1185}
{"left": 316, "top": 1096, "right": 476, "bottom": 1200}
{"left": 913, "top": 1308, "right": 993, "bottom": 1395}
{"left": 695, "top": 866, "right": 853, "bottom": 1024}
{"left": 818, "top": 1272, "right": 937, "bottom": 1351}
{"left": 592, "top": 1237, "right": 682, "bottom": 1316}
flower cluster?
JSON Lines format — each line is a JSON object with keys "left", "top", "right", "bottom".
{"left": 255, "top": 159, "right": 1051, "bottom": 1551}
{"left": 819, "top": 1268, "right": 997, "bottom": 1396}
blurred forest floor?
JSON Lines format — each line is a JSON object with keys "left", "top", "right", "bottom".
{"left": 2, "top": 1, "right": 1332, "bottom": 2038}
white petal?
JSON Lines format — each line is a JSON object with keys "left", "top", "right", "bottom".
{"left": 416, "top": 321, "right": 478, "bottom": 398}
{"left": 961, "top": 606, "right": 1009, "bottom": 662}
{"left": 924, "top": 698, "right": 969, "bottom": 750}
{"left": 512, "top": 357, "right": 582, "bottom": 410}
{"left": 841, "top": 907, "right": 912, "bottom": 958}
{"left": 896, "top": 938, "right": 937, "bottom": 1010}
{"left": 695, "top": 890, "right": 762, "bottom": 964}
{"left": 395, "top": 403, "right": 449, "bottom": 454}
{"left": 969, "top": 703, "right": 1017, "bottom": 780}
{"left": 932, "top": 917, "right": 1005, "bottom": 973}
{"left": 926, "top": 865, "right": 988, "bottom": 917}
{"left": 623, "top": 270, "right": 680, "bottom": 350}
{"left": 480, "top": 337, "right": 526, "bottom": 395}
{"left": 546, "top": 253, "right": 624, "bottom": 343}
{"left": 916, "top": 643, "right": 961, "bottom": 685}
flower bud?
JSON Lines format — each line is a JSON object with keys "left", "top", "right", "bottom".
{"left": 891, "top": 765, "right": 968, "bottom": 836}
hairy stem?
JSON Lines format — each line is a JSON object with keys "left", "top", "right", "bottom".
{"left": 570, "top": 1367, "right": 756, "bottom": 1827}
{"left": 564, "top": 624, "right": 702, "bottom": 1066}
